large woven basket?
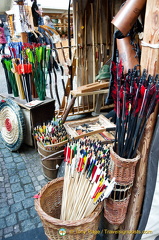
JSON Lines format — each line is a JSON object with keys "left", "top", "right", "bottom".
{"left": 35, "top": 177, "right": 103, "bottom": 240}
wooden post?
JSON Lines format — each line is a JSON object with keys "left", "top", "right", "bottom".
{"left": 118, "top": 109, "right": 158, "bottom": 240}
{"left": 140, "top": 0, "right": 159, "bottom": 75}
{"left": 107, "top": 223, "right": 119, "bottom": 240}
{"left": 118, "top": 0, "right": 159, "bottom": 239}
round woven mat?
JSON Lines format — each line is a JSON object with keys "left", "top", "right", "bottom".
{"left": 0, "top": 98, "right": 25, "bottom": 151}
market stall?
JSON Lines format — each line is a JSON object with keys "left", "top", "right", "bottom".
{"left": 0, "top": 0, "right": 159, "bottom": 240}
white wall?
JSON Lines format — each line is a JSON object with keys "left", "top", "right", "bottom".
{"left": 37, "top": 0, "right": 69, "bottom": 10}
{"left": 25, "top": 0, "right": 69, "bottom": 10}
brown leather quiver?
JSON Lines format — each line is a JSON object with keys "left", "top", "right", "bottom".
{"left": 111, "top": 0, "right": 146, "bottom": 36}
{"left": 117, "top": 36, "right": 139, "bottom": 74}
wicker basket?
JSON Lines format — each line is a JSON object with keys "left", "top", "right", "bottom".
{"left": 35, "top": 177, "right": 103, "bottom": 240}
{"left": 108, "top": 146, "right": 140, "bottom": 185}
{"left": 104, "top": 182, "right": 133, "bottom": 225}
{"left": 37, "top": 141, "right": 64, "bottom": 180}
{"left": 104, "top": 195, "right": 131, "bottom": 225}
{"left": 104, "top": 147, "right": 140, "bottom": 225}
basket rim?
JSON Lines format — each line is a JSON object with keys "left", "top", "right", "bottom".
{"left": 37, "top": 138, "right": 67, "bottom": 150}
{"left": 34, "top": 177, "right": 103, "bottom": 227}
{"left": 110, "top": 146, "right": 140, "bottom": 163}
{"left": 37, "top": 145, "right": 64, "bottom": 161}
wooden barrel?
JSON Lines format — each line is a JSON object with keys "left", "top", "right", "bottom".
{"left": 37, "top": 141, "right": 64, "bottom": 180}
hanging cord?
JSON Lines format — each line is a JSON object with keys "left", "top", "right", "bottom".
{"left": 141, "top": 41, "right": 159, "bottom": 49}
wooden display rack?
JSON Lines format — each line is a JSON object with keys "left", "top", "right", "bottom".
{"left": 64, "top": 114, "right": 116, "bottom": 143}
{"left": 36, "top": 115, "right": 115, "bottom": 153}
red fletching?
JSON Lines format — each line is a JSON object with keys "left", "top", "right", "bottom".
{"left": 111, "top": 61, "right": 124, "bottom": 114}
{"left": 149, "top": 84, "right": 156, "bottom": 96}
{"left": 118, "top": 60, "right": 123, "bottom": 78}
{"left": 91, "top": 165, "right": 97, "bottom": 180}
{"left": 16, "top": 64, "right": 32, "bottom": 74}
{"left": 111, "top": 87, "right": 117, "bottom": 113}
{"left": 133, "top": 82, "right": 138, "bottom": 92}
{"left": 23, "top": 43, "right": 33, "bottom": 49}
{"left": 140, "top": 85, "right": 146, "bottom": 96}
{"left": 32, "top": 43, "right": 42, "bottom": 48}
{"left": 119, "top": 85, "right": 123, "bottom": 101}
{"left": 33, "top": 194, "right": 41, "bottom": 199}
{"left": 77, "top": 157, "right": 84, "bottom": 172}
{"left": 134, "top": 93, "right": 143, "bottom": 115}
{"left": 111, "top": 61, "right": 117, "bottom": 77}
{"left": 10, "top": 48, "right": 16, "bottom": 58}
{"left": 64, "top": 146, "right": 71, "bottom": 163}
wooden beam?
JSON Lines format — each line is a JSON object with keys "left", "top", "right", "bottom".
{"left": 118, "top": 0, "right": 159, "bottom": 239}
{"left": 140, "top": 0, "right": 159, "bottom": 75}
{"left": 118, "top": 107, "right": 158, "bottom": 240}
{"left": 71, "top": 89, "right": 109, "bottom": 97}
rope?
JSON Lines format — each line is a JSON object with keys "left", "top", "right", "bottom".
{"left": 141, "top": 41, "right": 159, "bottom": 49}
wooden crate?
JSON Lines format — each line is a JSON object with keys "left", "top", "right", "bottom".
{"left": 64, "top": 114, "right": 116, "bottom": 142}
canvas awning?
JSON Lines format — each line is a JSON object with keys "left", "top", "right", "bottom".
{"left": 0, "top": 0, "right": 13, "bottom": 13}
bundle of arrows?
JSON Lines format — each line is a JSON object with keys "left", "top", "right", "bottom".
{"left": 111, "top": 55, "right": 159, "bottom": 158}
{"left": 33, "top": 118, "right": 68, "bottom": 149}
{"left": 2, "top": 42, "right": 51, "bottom": 101}
{"left": 60, "top": 138, "right": 115, "bottom": 221}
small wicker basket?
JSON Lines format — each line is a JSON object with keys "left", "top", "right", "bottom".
{"left": 104, "top": 195, "right": 131, "bottom": 225}
{"left": 104, "top": 147, "right": 140, "bottom": 225}
{"left": 104, "top": 182, "right": 133, "bottom": 225}
{"left": 35, "top": 177, "right": 103, "bottom": 240}
{"left": 108, "top": 146, "right": 140, "bottom": 185}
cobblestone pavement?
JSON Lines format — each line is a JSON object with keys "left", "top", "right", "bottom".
{"left": 0, "top": 137, "right": 49, "bottom": 239}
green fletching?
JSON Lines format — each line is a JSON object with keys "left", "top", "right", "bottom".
{"left": 4, "top": 59, "right": 12, "bottom": 71}
{"left": 36, "top": 47, "right": 43, "bottom": 63}
{"left": 26, "top": 48, "right": 34, "bottom": 63}
{"left": 46, "top": 47, "right": 51, "bottom": 64}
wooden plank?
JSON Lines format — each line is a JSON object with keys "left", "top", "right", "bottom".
{"left": 71, "top": 89, "right": 109, "bottom": 97}
{"left": 118, "top": 108, "right": 158, "bottom": 240}
{"left": 57, "top": 103, "right": 114, "bottom": 118}
{"left": 94, "top": 93, "right": 104, "bottom": 114}
{"left": 77, "top": 81, "right": 109, "bottom": 92}
{"left": 140, "top": 0, "right": 159, "bottom": 75}
{"left": 91, "top": 2, "right": 96, "bottom": 82}
{"left": 0, "top": 93, "right": 55, "bottom": 111}
{"left": 64, "top": 114, "right": 116, "bottom": 139}
{"left": 118, "top": 0, "right": 159, "bottom": 239}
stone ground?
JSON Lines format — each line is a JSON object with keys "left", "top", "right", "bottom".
{"left": 0, "top": 47, "right": 49, "bottom": 239}
{"left": 0, "top": 137, "right": 48, "bottom": 239}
